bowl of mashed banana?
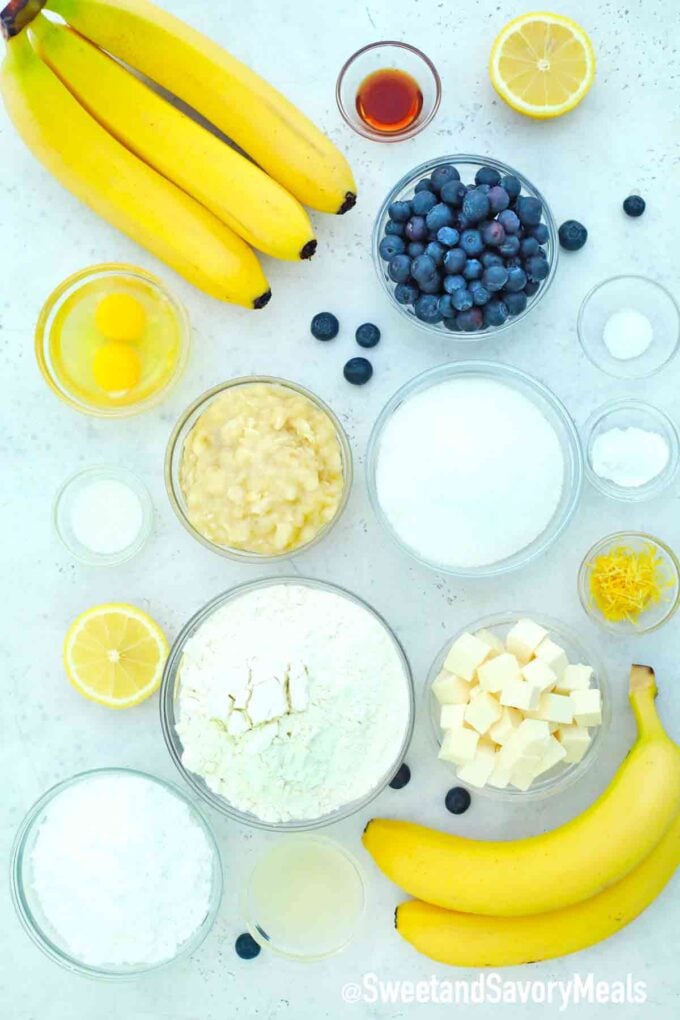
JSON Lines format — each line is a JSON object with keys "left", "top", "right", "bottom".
{"left": 165, "top": 377, "right": 352, "bottom": 560}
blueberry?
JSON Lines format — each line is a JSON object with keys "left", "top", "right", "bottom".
{"left": 481, "top": 251, "right": 504, "bottom": 268}
{"left": 430, "top": 164, "right": 460, "bottom": 192}
{"left": 506, "top": 255, "right": 523, "bottom": 268}
{"left": 343, "top": 356, "right": 373, "bottom": 384}
{"left": 445, "top": 786, "right": 471, "bottom": 814}
{"left": 456, "top": 307, "right": 484, "bottom": 332}
{"left": 558, "top": 220, "right": 587, "bottom": 251}
{"left": 411, "top": 253, "right": 437, "bottom": 283}
{"left": 525, "top": 255, "right": 551, "bottom": 281}
{"left": 384, "top": 220, "right": 405, "bottom": 237}
{"left": 524, "top": 280, "right": 541, "bottom": 297}
{"left": 482, "top": 265, "right": 508, "bottom": 292}
{"left": 462, "top": 188, "right": 490, "bottom": 223}
{"left": 443, "top": 247, "right": 466, "bottom": 274}
{"left": 463, "top": 258, "right": 483, "bottom": 281}
{"left": 355, "top": 322, "right": 381, "bottom": 348}
{"left": 505, "top": 266, "right": 527, "bottom": 292}
{"left": 419, "top": 273, "right": 442, "bottom": 294}
{"left": 475, "top": 166, "right": 501, "bottom": 187}
{"left": 388, "top": 200, "right": 412, "bottom": 222}
{"left": 426, "top": 203, "right": 455, "bottom": 232}
{"left": 411, "top": 190, "right": 438, "bottom": 216}
{"left": 481, "top": 220, "right": 506, "bottom": 247}
{"left": 497, "top": 209, "right": 521, "bottom": 234}
{"left": 499, "top": 234, "right": 520, "bottom": 257}
{"left": 504, "top": 290, "right": 528, "bottom": 315}
{"left": 443, "top": 273, "right": 466, "bottom": 294}
{"left": 623, "top": 194, "right": 645, "bottom": 217}
{"left": 451, "top": 288, "right": 474, "bottom": 312}
{"left": 442, "top": 317, "right": 459, "bottom": 331}
{"left": 438, "top": 294, "right": 455, "bottom": 319}
{"left": 378, "top": 236, "right": 405, "bottom": 261}
{"left": 519, "top": 236, "right": 540, "bottom": 258}
{"left": 407, "top": 241, "right": 426, "bottom": 257}
{"left": 388, "top": 254, "right": 412, "bottom": 284}
{"left": 529, "top": 223, "right": 549, "bottom": 244}
{"left": 470, "top": 280, "right": 490, "bottom": 306}
{"left": 389, "top": 763, "right": 411, "bottom": 790}
{"left": 484, "top": 299, "right": 509, "bottom": 327}
{"left": 235, "top": 933, "right": 261, "bottom": 960}
{"left": 501, "top": 174, "right": 522, "bottom": 200}
{"left": 414, "top": 178, "right": 434, "bottom": 193}
{"left": 460, "top": 229, "right": 484, "bottom": 256}
{"left": 436, "top": 226, "right": 460, "bottom": 247}
{"left": 394, "top": 281, "right": 419, "bottom": 305}
{"left": 440, "top": 180, "right": 467, "bottom": 207}
{"left": 487, "top": 185, "right": 510, "bottom": 214}
{"left": 405, "top": 215, "right": 428, "bottom": 242}
{"left": 310, "top": 311, "right": 339, "bottom": 341}
{"left": 516, "top": 196, "right": 543, "bottom": 227}
{"left": 425, "top": 241, "right": 446, "bottom": 267}
{"left": 414, "top": 294, "right": 443, "bottom": 323}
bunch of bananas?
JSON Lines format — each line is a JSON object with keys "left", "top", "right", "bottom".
{"left": 364, "top": 665, "right": 680, "bottom": 966}
{"left": 0, "top": 0, "right": 357, "bottom": 307}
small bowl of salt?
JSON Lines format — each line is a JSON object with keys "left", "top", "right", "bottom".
{"left": 54, "top": 465, "right": 153, "bottom": 565}
{"left": 583, "top": 399, "right": 680, "bottom": 502}
{"left": 578, "top": 275, "right": 679, "bottom": 379}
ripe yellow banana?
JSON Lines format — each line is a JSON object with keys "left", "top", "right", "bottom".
{"left": 397, "top": 811, "right": 680, "bottom": 966}
{"left": 30, "top": 14, "right": 317, "bottom": 262}
{"left": 364, "top": 666, "right": 680, "bottom": 916}
{"left": 47, "top": 0, "right": 357, "bottom": 214}
{"left": 1, "top": 32, "right": 271, "bottom": 307}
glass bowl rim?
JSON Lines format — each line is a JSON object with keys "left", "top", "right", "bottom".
{"left": 164, "top": 375, "right": 354, "bottom": 563}
{"left": 159, "top": 575, "right": 415, "bottom": 831}
{"left": 35, "top": 262, "right": 191, "bottom": 418}
{"left": 365, "top": 360, "right": 583, "bottom": 578}
{"left": 10, "top": 766, "right": 223, "bottom": 980}
{"left": 424, "top": 610, "right": 610, "bottom": 802}
{"left": 371, "top": 153, "right": 559, "bottom": 341}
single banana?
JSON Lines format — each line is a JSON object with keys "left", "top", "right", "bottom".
{"left": 30, "top": 15, "right": 317, "bottom": 262}
{"left": 397, "top": 811, "right": 680, "bottom": 966}
{"left": 364, "top": 666, "right": 680, "bottom": 916}
{"left": 1, "top": 32, "right": 270, "bottom": 308}
{"left": 47, "top": 0, "right": 357, "bottom": 214}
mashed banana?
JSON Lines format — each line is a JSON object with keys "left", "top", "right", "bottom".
{"left": 179, "top": 382, "right": 345, "bottom": 554}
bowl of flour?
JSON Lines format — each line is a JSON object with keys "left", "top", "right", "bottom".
{"left": 160, "top": 579, "right": 414, "bottom": 830}
{"left": 366, "top": 362, "right": 583, "bottom": 577}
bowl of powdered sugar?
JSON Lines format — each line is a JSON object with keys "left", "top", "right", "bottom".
{"left": 161, "top": 578, "right": 414, "bottom": 830}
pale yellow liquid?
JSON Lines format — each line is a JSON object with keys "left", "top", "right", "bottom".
{"left": 247, "top": 839, "right": 365, "bottom": 959}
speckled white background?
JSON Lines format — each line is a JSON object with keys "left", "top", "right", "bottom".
{"left": 1, "top": 0, "right": 679, "bottom": 1017}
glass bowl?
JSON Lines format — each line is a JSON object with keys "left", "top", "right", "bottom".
{"left": 10, "top": 768, "right": 223, "bottom": 979}
{"left": 366, "top": 361, "right": 583, "bottom": 578}
{"left": 159, "top": 577, "right": 415, "bottom": 831}
{"left": 583, "top": 399, "right": 680, "bottom": 502}
{"left": 165, "top": 377, "right": 353, "bottom": 562}
{"left": 35, "top": 263, "right": 190, "bottom": 417}
{"left": 578, "top": 532, "right": 680, "bottom": 635}
{"left": 54, "top": 465, "right": 154, "bottom": 566}
{"left": 336, "top": 41, "right": 441, "bottom": 141}
{"left": 372, "top": 154, "right": 558, "bottom": 340}
{"left": 426, "top": 612, "right": 609, "bottom": 802}
{"left": 578, "top": 275, "right": 680, "bottom": 378}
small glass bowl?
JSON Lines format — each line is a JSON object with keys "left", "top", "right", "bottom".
{"left": 54, "top": 465, "right": 154, "bottom": 566}
{"left": 10, "top": 768, "right": 223, "bottom": 979}
{"left": 165, "top": 377, "right": 353, "bottom": 562}
{"left": 36, "top": 263, "right": 190, "bottom": 417}
{"left": 426, "top": 612, "right": 609, "bottom": 802}
{"left": 578, "top": 275, "right": 680, "bottom": 378}
{"left": 336, "top": 41, "right": 441, "bottom": 141}
{"left": 372, "top": 154, "right": 558, "bottom": 341}
{"left": 366, "top": 361, "right": 583, "bottom": 578}
{"left": 578, "top": 532, "right": 680, "bottom": 635}
{"left": 160, "top": 577, "right": 415, "bottom": 831}
{"left": 583, "top": 399, "right": 680, "bottom": 502}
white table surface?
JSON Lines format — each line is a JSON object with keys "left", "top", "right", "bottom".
{"left": 2, "top": 0, "right": 679, "bottom": 1016}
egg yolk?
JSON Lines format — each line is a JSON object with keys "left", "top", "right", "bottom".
{"left": 95, "top": 292, "right": 146, "bottom": 342}
{"left": 92, "top": 341, "right": 142, "bottom": 392}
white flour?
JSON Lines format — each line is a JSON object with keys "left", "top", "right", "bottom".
{"left": 176, "top": 583, "right": 411, "bottom": 823}
{"left": 591, "top": 426, "right": 669, "bottom": 487}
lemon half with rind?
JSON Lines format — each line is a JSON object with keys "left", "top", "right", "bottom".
{"left": 490, "top": 12, "right": 595, "bottom": 119}
{"left": 64, "top": 603, "right": 169, "bottom": 708}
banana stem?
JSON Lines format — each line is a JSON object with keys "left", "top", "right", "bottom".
{"left": 629, "top": 665, "right": 665, "bottom": 739}
{"left": 1, "top": 0, "right": 46, "bottom": 40}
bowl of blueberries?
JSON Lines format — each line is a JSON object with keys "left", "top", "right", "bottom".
{"left": 373, "top": 154, "right": 558, "bottom": 339}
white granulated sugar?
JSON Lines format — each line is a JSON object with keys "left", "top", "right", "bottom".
{"left": 591, "top": 426, "right": 669, "bottom": 488}
{"left": 176, "top": 583, "right": 411, "bottom": 823}
{"left": 70, "top": 478, "right": 143, "bottom": 554}
{"left": 30, "top": 773, "right": 214, "bottom": 967}
{"left": 375, "top": 378, "right": 564, "bottom": 568}
{"left": 602, "top": 308, "right": 654, "bottom": 360}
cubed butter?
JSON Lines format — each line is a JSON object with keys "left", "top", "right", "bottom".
{"left": 521, "top": 658, "right": 557, "bottom": 695}
{"left": 440, "top": 703, "right": 466, "bottom": 730}
{"left": 506, "top": 618, "right": 548, "bottom": 664}
{"left": 535, "top": 637, "right": 569, "bottom": 681}
{"left": 432, "top": 670, "right": 471, "bottom": 705}
{"left": 510, "top": 756, "right": 542, "bottom": 791}
{"left": 557, "top": 663, "right": 593, "bottom": 694}
{"left": 464, "top": 691, "right": 502, "bottom": 735}
{"left": 489, "top": 706, "right": 522, "bottom": 745}
{"left": 570, "top": 688, "right": 602, "bottom": 727}
{"left": 478, "top": 652, "right": 521, "bottom": 693}
{"left": 475, "top": 628, "right": 505, "bottom": 658}
{"left": 558, "top": 723, "right": 592, "bottom": 763}
{"left": 488, "top": 753, "right": 514, "bottom": 789}
{"left": 528, "top": 691, "right": 574, "bottom": 725}
{"left": 514, "top": 718, "right": 551, "bottom": 756}
{"left": 469, "top": 683, "right": 482, "bottom": 700}
{"left": 534, "top": 735, "right": 567, "bottom": 777}
{"left": 439, "top": 726, "right": 479, "bottom": 765}
{"left": 443, "top": 632, "right": 492, "bottom": 681}
{"left": 500, "top": 678, "right": 541, "bottom": 712}
{"left": 456, "top": 742, "right": 497, "bottom": 788}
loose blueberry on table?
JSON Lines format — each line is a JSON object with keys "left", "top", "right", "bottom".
{"left": 344, "top": 357, "right": 373, "bottom": 385}
{"left": 558, "top": 219, "right": 588, "bottom": 251}
{"left": 623, "top": 194, "right": 646, "bottom": 217}
{"left": 355, "top": 322, "right": 381, "bottom": 348}
{"left": 380, "top": 164, "right": 552, "bottom": 332}
{"left": 235, "top": 932, "right": 261, "bottom": 960}
{"left": 310, "top": 312, "right": 339, "bottom": 341}
{"left": 389, "top": 763, "right": 412, "bottom": 789}
{"left": 445, "top": 787, "right": 472, "bottom": 815}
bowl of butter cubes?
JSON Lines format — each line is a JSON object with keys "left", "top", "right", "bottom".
{"left": 427, "top": 613, "right": 609, "bottom": 800}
